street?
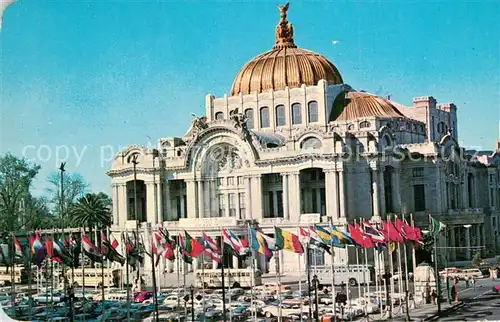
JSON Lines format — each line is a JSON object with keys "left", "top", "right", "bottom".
{"left": 439, "top": 278, "right": 500, "bottom": 321}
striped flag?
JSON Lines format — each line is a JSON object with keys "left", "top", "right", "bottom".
{"left": 202, "top": 233, "right": 221, "bottom": 263}
{"left": 222, "top": 228, "right": 249, "bottom": 258}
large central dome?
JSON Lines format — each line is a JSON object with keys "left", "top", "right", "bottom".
{"left": 230, "top": 3, "right": 343, "bottom": 96}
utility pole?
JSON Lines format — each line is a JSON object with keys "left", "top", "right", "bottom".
{"left": 433, "top": 234, "right": 442, "bottom": 315}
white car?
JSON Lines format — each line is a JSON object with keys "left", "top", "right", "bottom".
{"left": 262, "top": 304, "right": 311, "bottom": 318}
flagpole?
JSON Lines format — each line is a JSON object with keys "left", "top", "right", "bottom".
{"left": 176, "top": 240, "right": 181, "bottom": 322}
{"left": 100, "top": 229, "right": 105, "bottom": 313}
{"left": 329, "top": 218, "right": 337, "bottom": 319}
{"left": 273, "top": 225, "right": 282, "bottom": 322}
{"left": 388, "top": 216, "right": 395, "bottom": 318}
{"left": 379, "top": 248, "right": 385, "bottom": 320}
{"left": 363, "top": 247, "right": 369, "bottom": 318}
{"left": 306, "top": 242, "right": 313, "bottom": 322}
{"left": 10, "top": 233, "right": 15, "bottom": 313}
{"left": 219, "top": 231, "right": 227, "bottom": 322}
{"left": 149, "top": 228, "right": 159, "bottom": 322}
{"left": 201, "top": 232, "right": 206, "bottom": 319}
{"left": 395, "top": 218, "right": 403, "bottom": 315}
{"left": 123, "top": 230, "right": 131, "bottom": 322}
{"left": 50, "top": 231, "right": 55, "bottom": 315}
{"left": 247, "top": 223, "right": 256, "bottom": 322}
{"left": 410, "top": 213, "right": 417, "bottom": 295}
{"left": 296, "top": 226, "right": 303, "bottom": 322}
{"left": 80, "top": 229, "right": 85, "bottom": 314}
{"left": 28, "top": 234, "right": 33, "bottom": 322}
{"left": 431, "top": 215, "right": 442, "bottom": 315}
{"left": 355, "top": 240, "right": 361, "bottom": 302}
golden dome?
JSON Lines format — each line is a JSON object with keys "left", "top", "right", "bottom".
{"left": 335, "top": 91, "right": 405, "bottom": 121}
{"left": 230, "top": 3, "right": 343, "bottom": 96}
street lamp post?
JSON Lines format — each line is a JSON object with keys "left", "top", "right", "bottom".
{"left": 190, "top": 285, "right": 195, "bottom": 322}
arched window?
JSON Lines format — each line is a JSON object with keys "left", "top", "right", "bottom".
{"left": 360, "top": 121, "right": 371, "bottom": 128}
{"left": 275, "top": 105, "right": 286, "bottom": 126}
{"left": 291, "top": 103, "right": 302, "bottom": 125}
{"left": 260, "top": 107, "right": 270, "bottom": 128}
{"left": 308, "top": 101, "right": 318, "bottom": 122}
{"left": 244, "top": 108, "right": 254, "bottom": 129}
{"left": 215, "top": 112, "right": 224, "bottom": 120}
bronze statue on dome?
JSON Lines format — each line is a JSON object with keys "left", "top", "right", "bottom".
{"left": 278, "top": 2, "right": 289, "bottom": 22}
{"left": 274, "top": 2, "right": 296, "bottom": 49}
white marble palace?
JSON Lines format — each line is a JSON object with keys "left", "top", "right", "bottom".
{"left": 107, "top": 4, "right": 500, "bottom": 280}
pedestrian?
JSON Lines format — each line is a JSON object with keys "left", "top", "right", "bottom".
{"left": 465, "top": 276, "right": 470, "bottom": 288}
{"left": 472, "top": 276, "right": 476, "bottom": 290}
{"left": 431, "top": 290, "right": 437, "bottom": 305}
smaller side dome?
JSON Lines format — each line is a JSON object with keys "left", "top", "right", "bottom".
{"left": 333, "top": 91, "right": 405, "bottom": 121}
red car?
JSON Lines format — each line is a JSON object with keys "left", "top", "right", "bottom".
{"left": 492, "top": 285, "right": 500, "bottom": 294}
{"left": 134, "top": 291, "right": 153, "bottom": 303}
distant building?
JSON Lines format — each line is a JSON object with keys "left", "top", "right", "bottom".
{"left": 107, "top": 4, "right": 500, "bottom": 282}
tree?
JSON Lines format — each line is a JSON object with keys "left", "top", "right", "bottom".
{"left": 0, "top": 154, "right": 41, "bottom": 231}
{"left": 23, "top": 196, "right": 58, "bottom": 230}
{"left": 46, "top": 171, "right": 89, "bottom": 226}
{"left": 68, "top": 193, "right": 112, "bottom": 233}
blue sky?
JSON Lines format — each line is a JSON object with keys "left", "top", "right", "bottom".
{"left": 1, "top": 0, "right": 499, "bottom": 196}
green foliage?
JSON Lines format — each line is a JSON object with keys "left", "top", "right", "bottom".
{"left": 0, "top": 154, "right": 41, "bottom": 231}
{"left": 68, "top": 193, "right": 112, "bottom": 230}
{"left": 46, "top": 171, "right": 89, "bottom": 225}
{"left": 472, "top": 252, "right": 482, "bottom": 267}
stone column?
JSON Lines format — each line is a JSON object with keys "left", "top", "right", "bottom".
{"left": 371, "top": 169, "right": 380, "bottom": 218}
{"left": 251, "top": 175, "right": 263, "bottom": 220}
{"left": 465, "top": 226, "right": 471, "bottom": 260}
{"left": 481, "top": 223, "right": 486, "bottom": 257}
{"left": 282, "top": 174, "right": 289, "bottom": 220}
{"left": 236, "top": 190, "right": 241, "bottom": 219}
{"left": 325, "top": 170, "right": 339, "bottom": 219}
{"left": 157, "top": 182, "right": 163, "bottom": 223}
{"left": 272, "top": 191, "right": 278, "bottom": 217}
{"left": 146, "top": 182, "right": 156, "bottom": 224}
{"left": 186, "top": 179, "right": 197, "bottom": 218}
{"left": 112, "top": 184, "right": 119, "bottom": 225}
{"left": 197, "top": 180, "right": 204, "bottom": 218}
{"left": 435, "top": 161, "right": 444, "bottom": 213}
{"left": 210, "top": 179, "right": 218, "bottom": 218}
{"left": 449, "top": 227, "right": 456, "bottom": 262}
{"left": 180, "top": 194, "right": 186, "bottom": 219}
{"left": 338, "top": 169, "right": 346, "bottom": 218}
{"left": 119, "top": 183, "right": 128, "bottom": 223}
{"left": 288, "top": 171, "right": 301, "bottom": 221}
{"left": 233, "top": 255, "right": 239, "bottom": 269}
{"left": 392, "top": 167, "right": 402, "bottom": 213}
{"left": 378, "top": 169, "right": 386, "bottom": 215}
{"left": 245, "top": 177, "right": 252, "bottom": 220}
{"left": 164, "top": 181, "right": 171, "bottom": 221}
{"left": 462, "top": 172, "right": 468, "bottom": 209}
{"left": 226, "top": 193, "right": 231, "bottom": 217}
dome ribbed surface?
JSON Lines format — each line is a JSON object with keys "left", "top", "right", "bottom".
{"left": 336, "top": 91, "right": 405, "bottom": 121}
{"left": 230, "top": 47, "right": 343, "bottom": 96}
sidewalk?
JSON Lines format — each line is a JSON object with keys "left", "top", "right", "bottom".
{"left": 371, "top": 301, "right": 464, "bottom": 321}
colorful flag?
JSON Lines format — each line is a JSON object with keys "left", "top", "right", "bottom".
{"left": 429, "top": 215, "right": 446, "bottom": 234}
{"left": 250, "top": 228, "right": 273, "bottom": 257}
{"left": 109, "top": 234, "right": 119, "bottom": 249}
{"left": 355, "top": 223, "right": 374, "bottom": 248}
{"left": 202, "top": 233, "right": 221, "bottom": 263}
{"left": 183, "top": 231, "right": 204, "bottom": 259}
{"left": 13, "top": 236, "right": 22, "bottom": 259}
{"left": 307, "top": 226, "right": 331, "bottom": 254}
{"left": 362, "top": 220, "right": 385, "bottom": 244}
{"left": 82, "top": 236, "right": 103, "bottom": 263}
{"left": 222, "top": 228, "right": 249, "bottom": 258}
{"left": 275, "top": 227, "right": 304, "bottom": 254}
{"left": 53, "top": 239, "right": 74, "bottom": 267}
{"left": 330, "top": 224, "right": 354, "bottom": 247}
{"left": 382, "top": 219, "right": 404, "bottom": 243}
{"left": 30, "top": 233, "right": 45, "bottom": 267}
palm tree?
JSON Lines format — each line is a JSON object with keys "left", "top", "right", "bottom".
{"left": 68, "top": 193, "right": 112, "bottom": 236}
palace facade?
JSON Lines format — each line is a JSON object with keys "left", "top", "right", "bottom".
{"left": 107, "top": 4, "right": 500, "bottom": 281}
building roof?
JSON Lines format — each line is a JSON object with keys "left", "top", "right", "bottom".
{"left": 230, "top": 3, "right": 343, "bottom": 96}
{"left": 335, "top": 91, "right": 406, "bottom": 121}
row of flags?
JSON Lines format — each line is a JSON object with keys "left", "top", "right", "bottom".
{"left": 2, "top": 214, "right": 442, "bottom": 270}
